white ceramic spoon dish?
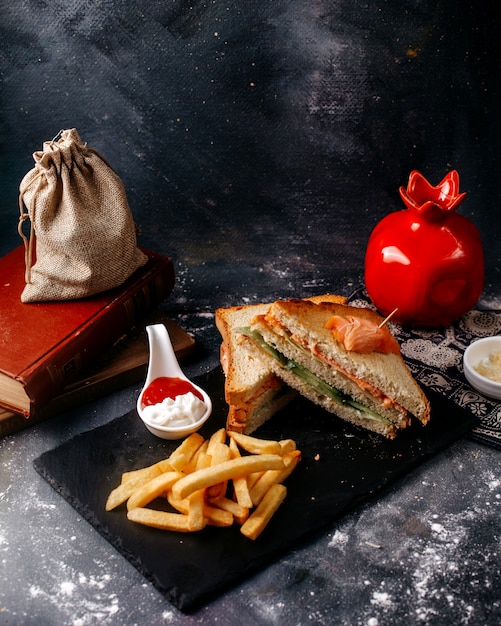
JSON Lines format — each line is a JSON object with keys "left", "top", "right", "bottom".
{"left": 137, "top": 323, "right": 212, "bottom": 439}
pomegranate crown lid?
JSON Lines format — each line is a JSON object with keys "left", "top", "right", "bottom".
{"left": 399, "top": 170, "right": 467, "bottom": 215}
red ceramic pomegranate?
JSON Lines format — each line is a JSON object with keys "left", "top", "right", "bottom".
{"left": 364, "top": 170, "right": 484, "bottom": 328}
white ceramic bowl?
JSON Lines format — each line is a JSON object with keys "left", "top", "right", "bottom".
{"left": 137, "top": 386, "right": 212, "bottom": 440}
{"left": 463, "top": 336, "right": 501, "bottom": 400}
{"left": 136, "top": 323, "right": 213, "bottom": 440}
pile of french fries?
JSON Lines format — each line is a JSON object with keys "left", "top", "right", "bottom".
{"left": 105, "top": 428, "right": 301, "bottom": 540}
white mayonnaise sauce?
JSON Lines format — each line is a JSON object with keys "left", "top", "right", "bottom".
{"left": 141, "top": 392, "right": 206, "bottom": 427}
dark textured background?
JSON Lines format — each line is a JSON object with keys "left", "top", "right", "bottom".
{"left": 1, "top": 1, "right": 500, "bottom": 310}
{"left": 1, "top": 3, "right": 501, "bottom": 624}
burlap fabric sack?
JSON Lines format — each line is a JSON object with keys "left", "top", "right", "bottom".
{"left": 18, "top": 128, "right": 148, "bottom": 302}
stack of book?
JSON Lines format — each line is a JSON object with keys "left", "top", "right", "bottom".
{"left": 0, "top": 246, "right": 193, "bottom": 437}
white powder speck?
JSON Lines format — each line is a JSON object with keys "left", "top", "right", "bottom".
{"left": 367, "top": 618, "right": 379, "bottom": 626}
{"left": 415, "top": 604, "right": 439, "bottom": 622}
{"left": 328, "top": 530, "right": 349, "bottom": 549}
{"left": 430, "top": 523, "right": 445, "bottom": 535}
{"left": 250, "top": 595, "right": 286, "bottom": 622}
{"left": 29, "top": 585, "right": 42, "bottom": 598}
{"left": 371, "top": 591, "right": 392, "bottom": 607}
{"left": 61, "top": 581, "right": 75, "bottom": 596}
{"left": 161, "top": 609, "right": 175, "bottom": 621}
{"left": 196, "top": 311, "right": 214, "bottom": 319}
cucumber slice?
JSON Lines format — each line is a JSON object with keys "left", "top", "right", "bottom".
{"left": 239, "top": 327, "right": 391, "bottom": 425}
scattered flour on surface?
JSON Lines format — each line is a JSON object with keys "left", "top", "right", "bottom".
{"left": 251, "top": 595, "right": 288, "bottom": 622}
{"left": 336, "top": 468, "right": 501, "bottom": 625}
{"left": 28, "top": 568, "right": 120, "bottom": 624}
{"left": 61, "top": 581, "right": 76, "bottom": 596}
{"left": 371, "top": 591, "right": 393, "bottom": 608}
{"left": 328, "top": 530, "right": 349, "bottom": 550}
{"left": 195, "top": 311, "right": 214, "bottom": 319}
{"left": 373, "top": 502, "right": 496, "bottom": 622}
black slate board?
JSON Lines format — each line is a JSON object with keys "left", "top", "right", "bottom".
{"left": 34, "top": 367, "right": 477, "bottom": 612}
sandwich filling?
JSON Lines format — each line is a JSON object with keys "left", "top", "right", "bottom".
{"left": 239, "top": 327, "right": 393, "bottom": 427}
{"left": 325, "top": 314, "right": 400, "bottom": 354}
{"left": 231, "top": 383, "right": 295, "bottom": 425}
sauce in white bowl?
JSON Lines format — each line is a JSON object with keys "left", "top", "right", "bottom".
{"left": 137, "top": 324, "right": 212, "bottom": 439}
{"left": 463, "top": 336, "right": 501, "bottom": 400}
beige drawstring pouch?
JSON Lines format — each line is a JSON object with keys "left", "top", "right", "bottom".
{"left": 18, "top": 128, "right": 147, "bottom": 302}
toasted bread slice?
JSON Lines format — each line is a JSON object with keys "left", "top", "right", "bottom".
{"left": 216, "top": 303, "right": 277, "bottom": 406}
{"left": 215, "top": 295, "right": 348, "bottom": 433}
{"left": 216, "top": 302, "right": 296, "bottom": 433}
{"left": 247, "top": 299, "right": 430, "bottom": 438}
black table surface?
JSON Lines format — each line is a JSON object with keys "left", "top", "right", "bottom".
{"left": 1, "top": 2, "right": 501, "bottom": 624}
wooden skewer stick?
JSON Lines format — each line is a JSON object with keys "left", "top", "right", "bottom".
{"left": 378, "top": 307, "right": 399, "bottom": 328}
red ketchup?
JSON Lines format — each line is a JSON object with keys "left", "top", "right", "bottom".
{"left": 141, "top": 376, "right": 204, "bottom": 407}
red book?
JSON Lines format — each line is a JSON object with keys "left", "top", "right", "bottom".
{"left": 0, "top": 246, "right": 175, "bottom": 417}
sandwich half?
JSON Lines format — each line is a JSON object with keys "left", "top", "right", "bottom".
{"left": 215, "top": 295, "right": 348, "bottom": 434}
{"left": 242, "top": 298, "right": 431, "bottom": 439}
{"left": 215, "top": 303, "right": 296, "bottom": 434}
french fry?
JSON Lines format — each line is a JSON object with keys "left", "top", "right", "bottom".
{"left": 169, "top": 454, "right": 189, "bottom": 473}
{"left": 213, "top": 496, "right": 249, "bottom": 525}
{"left": 121, "top": 459, "right": 172, "bottom": 484}
{"left": 249, "top": 450, "right": 301, "bottom": 506}
{"left": 232, "top": 475, "right": 254, "bottom": 509}
{"left": 106, "top": 430, "right": 301, "bottom": 540}
{"left": 126, "top": 471, "right": 183, "bottom": 511}
{"left": 227, "top": 431, "right": 282, "bottom": 455}
{"left": 187, "top": 489, "right": 206, "bottom": 531}
{"left": 106, "top": 464, "right": 164, "bottom": 511}
{"left": 196, "top": 450, "right": 212, "bottom": 470}
{"left": 127, "top": 507, "right": 194, "bottom": 532}
{"left": 280, "top": 449, "right": 301, "bottom": 473}
{"left": 279, "top": 439, "right": 297, "bottom": 454}
{"left": 166, "top": 491, "right": 190, "bottom": 514}
{"left": 240, "top": 483, "right": 287, "bottom": 540}
{"left": 249, "top": 472, "right": 278, "bottom": 506}
{"left": 168, "top": 492, "right": 233, "bottom": 526}
{"left": 228, "top": 437, "right": 254, "bottom": 508}
{"left": 183, "top": 439, "right": 209, "bottom": 474}
{"left": 206, "top": 484, "right": 226, "bottom": 503}
{"left": 228, "top": 436, "right": 240, "bottom": 458}
{"left": 211, "top": 442, "right": 231, "bottom": 464}
{"left": 168, "top": 432, "right": 205, "bottom": 472}
{"left": 247, "top": 471, "right": 264, "bottom": 491}
{"left": 206, "top": 442, "right": 231, "bottom": 502}
{"left": 206, "top": 428, "right": 226, "bottom": 455}
{"left": 106, "top": 482, "right": 140, "bottom": 512}
{"left": 172, "top": 454, "right": 285, "bottom": 501}
{"left": 204, "top": 506, "right": 233, "bottom": 527}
